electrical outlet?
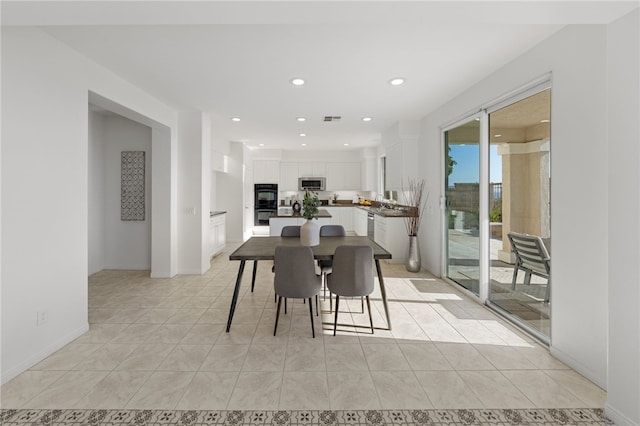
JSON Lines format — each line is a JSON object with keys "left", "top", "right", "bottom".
{"left": 36, "top": 311, "right": 47, "bottom": 326}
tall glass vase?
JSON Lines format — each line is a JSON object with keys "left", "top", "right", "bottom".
{"left": 406, "top": 235, "right": 421, "bottom": 272}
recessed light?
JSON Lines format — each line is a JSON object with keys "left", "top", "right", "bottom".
{"left": 259, "top": 143, "right": 265, "bottom": 147}
{"left": 343, "top": 143, "right": 349, "bottom": 146}
{"left": 290, "top": 78, "right": 305, "bottom": 86}
{"left": 389, "top": 77, "right": 405, "bottom": 86}
{"left": 301, "top": 143, "right": 307, "bottom": 147}
{"left": 540, "top": 119, "right": 550, "bottom": 123}
{"left": 299, "top": 133, "right": 306, "bottom": 137}
{"left": 494, "top": 134, "right": 502, "bottom": 138}
{"left": 231, "top": 117, "right": 241, "bottom": 122}
{"left": 296, "top": 117, "right": 306, "bottom": 122}
{"left": 362, "top": 117, "right": 372, "bottom": 122}
{"left": 475, "top": 118, "right": 480, "bottom": 121}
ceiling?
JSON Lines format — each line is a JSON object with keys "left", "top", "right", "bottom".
{"left": 3, "top": 1, "right": 636, "bottom": 151}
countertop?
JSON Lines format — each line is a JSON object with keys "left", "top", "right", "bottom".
{"left": 356, "top": 205, "right": 413, "bottom": 218}
{"left": 270, "top": 208, "right": 332, "bottom": 219}
{"left": 210, "top": 211, "right": 227, "bottom": 217}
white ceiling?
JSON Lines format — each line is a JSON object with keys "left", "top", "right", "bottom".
{"left": 3, "top": 1, "right": 637, "bottom": 151}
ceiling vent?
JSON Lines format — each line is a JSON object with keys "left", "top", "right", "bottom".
{"left": 323, "top": 116, "right": 341, "bottom": 122}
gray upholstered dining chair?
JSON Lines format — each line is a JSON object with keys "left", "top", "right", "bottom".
{"left": 270, "top": 225, "right": 303, "bottom": 294}
{"left": 273, "top": 245, "right": 322, "bottom": 338}
{"left": 318, "top": 225, "right": 346, "bottom": 302}
{"left": 281, "top": 226, "right": 301, "bottom": 237}
{"left": 326, "top": 245, "right": 375, "bottom": 336}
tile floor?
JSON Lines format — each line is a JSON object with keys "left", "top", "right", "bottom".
{"left": 0, "top": 244, "right": 606, "bottom": 412}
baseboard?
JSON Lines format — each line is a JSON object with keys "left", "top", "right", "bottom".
{"left": 549, "top": 345, "right": 607, "bottom": 390}
{"left": 177, "top": 268, "right": 206, "bottom": 275}
{"left": 605, "top": 402, "right": 638, "bottom": 426}
{"left": 102, "top": 264, "right": 150, "bottom": 270}
{"left": 1, "top": 323, "right": 89, "bottom": 385}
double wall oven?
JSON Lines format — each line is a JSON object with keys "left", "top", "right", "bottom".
{"left": 254, "top": 183, "right": 278, "bottom": 226}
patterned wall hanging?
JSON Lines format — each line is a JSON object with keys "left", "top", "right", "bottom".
{"left": 121, "top": 151, "right": 145, "bottom": 221}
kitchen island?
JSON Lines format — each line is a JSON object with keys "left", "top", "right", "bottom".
{"left": 269, "top": 208, "right": 332, "bottom": 236}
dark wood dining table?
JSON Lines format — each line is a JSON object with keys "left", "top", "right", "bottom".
{"left": 226, "top": 236, "right": 393, "bottom": 332}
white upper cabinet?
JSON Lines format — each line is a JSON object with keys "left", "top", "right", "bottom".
{"left": 253, "top": 160, "right": 280, "bottom": 183}
{"left": 298, "top": 162, "right": 326, "bottom": 177}
{"left": 385, "top": 143, "right": 402, "bottom": 190}
{"left": 326, "top": 162, "right": 361, "bottom": 190}
{"left": 211, "top": 150, "right": 228, "bottom": 173}
{"left": 360, "top": 156, "right": 378, "bottom": 192}
{"left": 279, "top": 162, "right": 299, "bottom": 191}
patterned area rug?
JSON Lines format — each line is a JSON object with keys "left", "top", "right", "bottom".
{"left": 0, "top": 408, "right": 613, "bottom": 425}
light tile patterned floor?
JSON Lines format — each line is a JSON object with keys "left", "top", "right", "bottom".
{"left": 1, "top": 244, "right": 607, "bottom": 415}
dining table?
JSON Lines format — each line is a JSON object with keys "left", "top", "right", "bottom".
{"left": 226, "top": 236, "right": 393, "bottom": 332}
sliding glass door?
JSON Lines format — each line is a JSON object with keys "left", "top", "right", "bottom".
{"left": 487, "top": 89, "right": 551, "bottom": 339}
{"left": 443, "top": 84, "right": 551, "bottom": 342}
{"left": 444, "top": 118, "right": 481, "bottom": 296}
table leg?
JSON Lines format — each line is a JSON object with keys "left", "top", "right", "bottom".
{"left": 375, "top": 259, "right": 392, "bottom": 331}
{"left": 226, "top": 260, "right": 246, "bottom": 332}
{"left": 250, "top": 260, "right": 258, "bottom": 292}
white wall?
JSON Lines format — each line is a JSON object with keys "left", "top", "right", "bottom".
{"left": 217, "top": 142, "right": 246, "bottom": 242}
{"left": 418, "top": 25, "right": 611, "bottom": 390}
{"left": 177, "top": 111, "right": 211, "bottom": 275}
{"left": 605, "top": 10, "right": 640, "bottom": 426}
{"left": 102, "top": 115, "right": 152, "bottom": 270}
{"left": 1, "top": 27, "right": 179, "bottom": 384}
{"left": 88, "top": 111, "right": 106, "bottom": 275}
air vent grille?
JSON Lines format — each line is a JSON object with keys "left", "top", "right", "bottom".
{"left": 323, "top": 116, "right": 342, "bottom": 122}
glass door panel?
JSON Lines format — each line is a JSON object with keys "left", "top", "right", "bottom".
{"left": 487, "top": 89, "right": 551, "bottom": 340}
{"left": 444, "top": 119, "right": 481, "bottom": 296}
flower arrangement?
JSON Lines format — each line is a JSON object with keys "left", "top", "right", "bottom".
{"left": 402, "top": 178, "right": 428, "bottom": 236}
{"left": 302, "top": 190, "right": 320, "bottom": 220}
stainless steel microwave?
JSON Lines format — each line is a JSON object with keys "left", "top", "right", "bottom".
{"left": 298, "top": 177, "right": 325, "bottom": 191}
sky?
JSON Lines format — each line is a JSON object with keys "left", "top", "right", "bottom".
{"left": 448, "top": 144, "right": 502, "bottom": 185}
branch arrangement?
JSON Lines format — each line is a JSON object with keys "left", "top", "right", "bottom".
{"left": 402, "top": 179, "right": 428, "bottom": 236}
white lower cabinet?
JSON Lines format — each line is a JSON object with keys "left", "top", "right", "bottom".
{"left": 353, "top": 207, "right": 369, "bottom": 237}
{"left": 323, "top": 207, "right": 354, "bottom": 232}
{"left": 373, "top": 215, "right": 408, "bottom": 264}
{"left": 209, "top": 214, "right": 227, "bottom": 257}
{"left": 269, "top": 217, "right": 332, "bottom": 236}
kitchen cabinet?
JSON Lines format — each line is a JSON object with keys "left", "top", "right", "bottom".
{"left": 373, "top": 215, "right": 408, "bottom": 264}
{"left": 353, "top": 207, "right": 369, "bottom": 237}
{"left": 279, "top": 162, "right": 299, "bottom": 191}
{"left": 211, "top": 150, "right": 228, "bottom": 173}
{"left": 253, "top": 160, "right": 279, "bottom": 183}
{"left": 361, "top": 156, "right": 378, "bottom": 192}
{"left": 326, "top": 162, "right": 361, "bottom": 190}
{"left": 209, "top": 213, "right": 227, "bottom": 257}
{"left": 269, "top": 216, "right": 332, "bottom": 236}
{"left": 341, "top": 207, "right": 354, "bottom": 231}
{"left": 298, "top": 162, "right": 326, "bottom": 177}
{"left": 374, "top": 218, "right": 386, "bottom": 247}
{"left": 385, "top": 143, "right": 402, "bottom": 190}
{"left": 323, "top": 207, "right": 354, "bottom": 232}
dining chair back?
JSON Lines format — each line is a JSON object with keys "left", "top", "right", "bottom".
{"left": 318, "top": 225, "right": 346, "bottom": 301}
{"left": 327, "top": 245, "right": 375, "bottom": 335}
{"left": 319, "top": 225, "right": 346, "bottom": 237}
{"left": 281, "top": 226, "right": 301, "bottom": 237}
{"left": 273, "top": 245, "right": 322, "bottom": 337}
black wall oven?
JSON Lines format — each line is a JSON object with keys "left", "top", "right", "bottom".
{"left": 254, "top": 183, "right": 278, "bottom": 226}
